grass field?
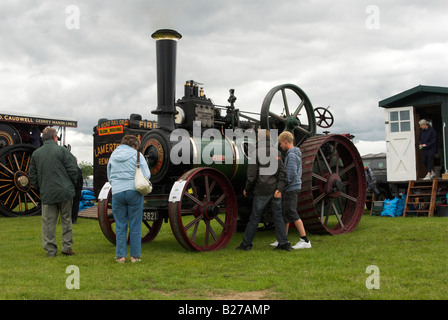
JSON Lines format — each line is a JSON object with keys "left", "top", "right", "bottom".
{"left": 0, "top": 212, "right": 447, "bottom": 300}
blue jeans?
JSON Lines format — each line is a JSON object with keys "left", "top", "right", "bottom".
{"left": 242, "top": 194, "right": 289, "bottom": 247}
{"left": 112, "top": 190, "right": 144, "bottom": 258}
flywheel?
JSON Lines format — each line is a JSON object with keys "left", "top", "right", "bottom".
{"left": 260, "top": 84, "right": 316, "bottom": 146}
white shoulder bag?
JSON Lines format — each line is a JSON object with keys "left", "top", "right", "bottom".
{"left": 135, "top": 151, "right": 152, "bottom": 195}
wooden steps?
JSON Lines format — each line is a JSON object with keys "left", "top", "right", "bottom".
{"left": 403, "top": 179, "right": 438, "bottom": 217}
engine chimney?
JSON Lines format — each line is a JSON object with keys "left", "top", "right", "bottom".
{"left": 151, "top": 29, "right": 182, "bottom": 131}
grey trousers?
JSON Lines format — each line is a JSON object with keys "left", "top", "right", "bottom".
{"left": 41, "top": 199, "right": 73, "bottom": 256}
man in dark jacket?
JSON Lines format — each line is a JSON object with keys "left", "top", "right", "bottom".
{"left": 418, "top": 119, "right": 437, "bottom": 180}
{"left": 236, "top": 129, "right": 291, "bottom": 251}
{"left": 29, "top": 127, "right": 79, "bottom": 257}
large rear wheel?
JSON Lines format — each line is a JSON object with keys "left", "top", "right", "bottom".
{"left": 298, "top": 135, "right": 366, "bottom": 234}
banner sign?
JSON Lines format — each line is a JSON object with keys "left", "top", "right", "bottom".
{"left": 0, "top": 112, "right": 78, "bottom": 128}
{"left": 98, "top": 125, "right": 124, "bottom": 136}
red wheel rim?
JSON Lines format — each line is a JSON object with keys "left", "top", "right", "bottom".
{"left": 169, "top": 167, "right": 238, "bottom": 251}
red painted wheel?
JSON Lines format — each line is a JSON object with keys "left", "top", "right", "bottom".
{"left": 97, "top": 186, "right": 163, "bottom": 244}
{"left": 298, "top": 135, "right": 366, "bottom": 234}
{"left": 169, "top": 167, "right": 238, "bottom": 251}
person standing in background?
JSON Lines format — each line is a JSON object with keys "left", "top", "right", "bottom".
{"left": 418, "top": 119, "right": 437, "bottom": 180}
{"left": 29, "top": 127, "right": 79, "bottom": 257}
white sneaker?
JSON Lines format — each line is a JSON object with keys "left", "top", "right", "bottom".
{"left": 292, "top": 239, "right": 312, "bottom": 249}
{"left": 431, "top": 171, "right": 436, "bottom": 178}
{"left": 270, "top": 240, "right": 278, "bottom": 247}
{"left": 423, "top": 174, "right": 431, "bottom": 180}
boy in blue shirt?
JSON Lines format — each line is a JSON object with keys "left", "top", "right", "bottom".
{"left": 274, "top": 131, "right": 311, "bottom": 249}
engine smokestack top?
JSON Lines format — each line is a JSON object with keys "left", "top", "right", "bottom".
{"left": 151, "top": 29, "right": 182, "bottom": 132}
{"left": 151, "top": 29, "right": 182, "bottom": 41}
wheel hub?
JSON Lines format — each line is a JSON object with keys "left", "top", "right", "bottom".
{"left": 14, "top": 171, "right": 31, "bottom": 192}
{"left": 325, "top": 173, "right": 343, "bottom": 198}
{"left": 286, "top": 116, "right": 300, "bottom": 130}
{"left": 204, "top": 203, "right": 219, "bottom": 220}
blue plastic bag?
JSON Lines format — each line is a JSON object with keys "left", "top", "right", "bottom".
{"left": 79, "top": 190, "right": 95, "bottom": 211}
{"left": 395, "top": 195, "right": 406, "bottom": 217}
{"left": 381, "top": 198, "right": 398, "bottom": 217}
{"left": 381, "top": 196, "right": 406, "bottom": 217}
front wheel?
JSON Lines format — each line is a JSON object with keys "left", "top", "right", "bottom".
{"left": 98, "top": 186, "right": 163, "bottom": 244}
{"left": 168, "top": 167, "right": 238, "bottom": 251}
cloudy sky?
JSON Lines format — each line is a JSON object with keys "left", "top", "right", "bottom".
{"left": 1, "top": 0, "right": 448, "bottom": 164}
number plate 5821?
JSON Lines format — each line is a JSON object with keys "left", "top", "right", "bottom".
{"left": 142, "top": 211, "right": 158, "bottom": 221}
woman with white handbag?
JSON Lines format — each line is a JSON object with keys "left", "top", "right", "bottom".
{"left": 107, "top": 135, "right": 151, "bottom": 263}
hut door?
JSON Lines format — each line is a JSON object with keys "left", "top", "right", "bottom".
{"left": 385, "top": 107, "right": 416, "bottom": 181}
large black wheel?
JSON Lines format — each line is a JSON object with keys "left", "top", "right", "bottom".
{"left": 0, "top": 144, "right": 41, "bottom": 217}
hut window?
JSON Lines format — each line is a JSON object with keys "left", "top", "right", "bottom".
{"left": 389, "top": 110, "right": 410, "bottom": 132}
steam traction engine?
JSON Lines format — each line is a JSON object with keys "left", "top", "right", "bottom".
{"left": 96, "top": 29, "right": 366, "bottom": 252}
{"left": 0, "top": 112, "right": 77, "bottom": 217}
